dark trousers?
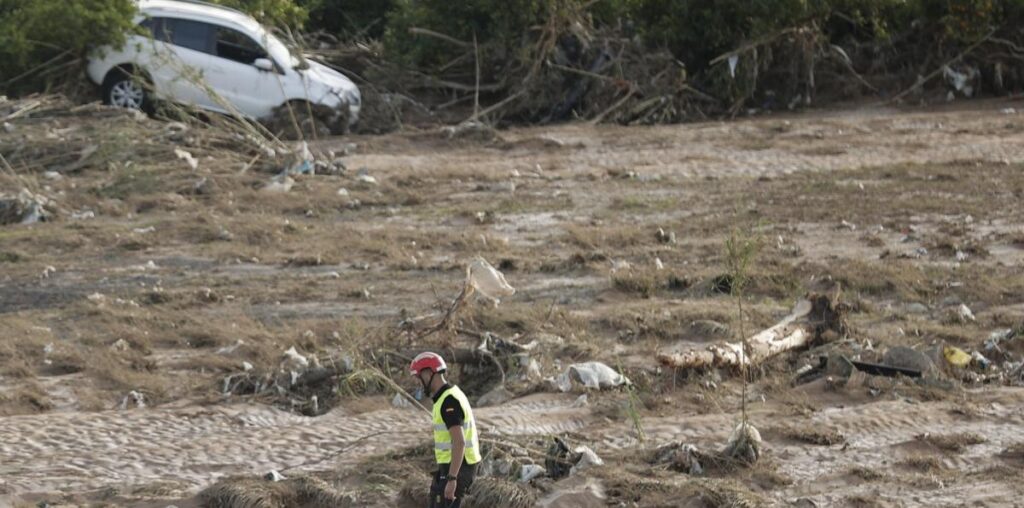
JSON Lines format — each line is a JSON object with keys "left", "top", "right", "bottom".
{"left": 429, "top": 462, "right": 477, "bottom": 508}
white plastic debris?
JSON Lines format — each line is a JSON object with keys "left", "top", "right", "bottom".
{"left": 567, "top": 362, "right": 630, "bottom": 390}
{"left": 264, "top": 470, "right": 286, "bottom": 482}
{"left": 111, "top": 339, "right": 130, "bottom": 351}
{"left": 70, "top": 210, "right": 95, "bottom": 221}
{"left": 572, "top": 394, "right": 589, "bottom": 408}
{"left": 41, "top": 266, "right": 56, "bottom": 278}
{"left": 133, "top": 226, "right": 156, "bottom": 234}
{"left": 242, "top": 361, "right": 254, "bottom": 372}
{"left": 520, "top": 464, "right": 546, "bottom": 482}
{"left": 957, "top": 303, "right": 976, "bottom": 323}
{"left": 119, "top": 390, "right": 146, "bottom": 410}
{"left": 263, "top": 175, "right": 294, "bottom": 193}
{"left": 728, "top": 55, "right": 739, "bottom": 78}
{"left": 467, "top": 257, "right": 516, "bottom": 302}
{"left": 216, "top": 339, "right": 244, "bottom": 355}
{"left": 569, "top": 446, "right": 604, "bottom": 475}
{"left": 392, "top": 392, "right": 412, "bottom": 408}
{"left": 956, "top": 250, "right": 969, "bottom": 262}
{"left": 723, "top": 421, "right": 762, "bottom": 463}
{"left": 87, "top": 292, "right": 105, "bottom": 303}
{"left": 654, "top": 257, "right": 664, "bottom": 270}
{"left": 1001, "top": 108, "right": 1017, "bottom": 115}
{"left": 336, "top": 187, "right": 350, "bottom": 197}
{"left": 43, "top": 171, "right": 62, "bottom": 180}
{"left": 174, "top": 148, "right": 198, "bottom": 170}
{"left": 610, "top": 259, "right": 631, "bottom": 273}
{"left": 356, "top": 174, "right": 379, "bottom": 185}
{"left": 283, "top": 346, "right": 309, "bottom": 368}
{"left": 681, "top": 444, "right": 704, "bottom": 475}
{"left": 943, "top": 65, "right": 979, "bottom": 97}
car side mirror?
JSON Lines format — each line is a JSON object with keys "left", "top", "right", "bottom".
{"left": 253, "top": 58, "right": 274, "bottom": 72}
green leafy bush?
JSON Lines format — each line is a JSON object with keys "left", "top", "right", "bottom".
{"left": 0, "top": 0, "right": 137, "bottom": 95}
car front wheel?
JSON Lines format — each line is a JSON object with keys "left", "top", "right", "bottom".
{"left": 102, "top": 70, "right": 152, "bottom": 113}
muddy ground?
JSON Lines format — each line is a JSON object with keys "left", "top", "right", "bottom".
{"left": 1, "top": 98, "right": 1024, "bottom": 507}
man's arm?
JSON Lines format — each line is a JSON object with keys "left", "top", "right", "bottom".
{"left": 448, "top": 425, "right": 465, "bottom": 477}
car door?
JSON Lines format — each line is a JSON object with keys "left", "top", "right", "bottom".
{"left": 154, "top": 18, "right": 222, "bottom": 112}
{"left": 201, "top": 25, "right": 287, "bottom": 119}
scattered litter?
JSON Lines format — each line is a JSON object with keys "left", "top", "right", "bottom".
{"left": 262, "top": 175, "right": 294, "bottom": 193}
{"left": 654, "top": 257, "right": 664, "bottom": 270}
{"left": 572, "top": 394, "right": 589, "bottom": 407}
{"left": 283, "top": 346, "right": 309, "bottom": 368}
{"left": 0, "top": 189, "right": 51, "bottom": 225}
{"left": 133, "top": 226, "right": 156, "bottom": 234}
{"left": 43, "top": 171, "right": 62, "bottom": 180}
{"left": 467, "top": 257, "right": 516, "bottom": 303}
{"left": 948, "top": 303, "right": 976, "bottom": 324}
{"left": 655, "top": 228, "right": 676, "bottom": 244}
{"left": 216, "top": 340, "right": 244, "bottom": 355}
{"left": 264, "top": 470, "right": 286, "bottom": 482}
{"left": 1001, "top": 107, "right": 1016, "bottom": 115}
{"left": 944, "top": 346, "right": 971, "bottom": 367}
{"left": 70, "top": 210, "right": 95, "bottom": 220}
{"left": 985, "top": 329, "right": 1016, "bottom": 352}
{"left": 119, "top": 390, "right": 146, "bottom": 410}
{"left": 174, "top": 148, "right": 198, "bottom": 170}
{"left": 943, "top": 65, "right": 979, "bottom": 97}
{"left": 356, "top": 174, "right": 379, "bottom": 185}
{"left": 111, "top": 339, "right": 130, "bottom": 352}
{"left": 728, "top": 55, "right": 739, "bottom": 78}
{"left": 569, "top": 446, "right": 604, "bottom": 475}
{"left": 520, "top": 464, "right": 546, "bottom": 482}
{"left": 392, "top": 393, "right": 412, "bottom": 408}
{"left": 722, "top": 421, "right": 762, "bottom": 464}
{"left": 336, "top": 187, "right": 349, "bottom": 197}
{"left": 566, "top": 362, "right": 630, "bottom": 390}
{"left": 41, "top": 266, "right": 56, "bottom": 278}
{"left": 971, "top": 351, "right": 991, "bottom": 370}
{"left": 956, "top": 250, "right": 969, "bottom": 262}
{"left": 839, "top": 220, "right": 857, "bottom": 231}
{"left": 87, "top": 292, "right": 105, "bottom": 303}
{"left": 851, "top": 359, "right": 922, "bottom": 378}
{"left": 610, "top": 259, "right": 631, "bottom": 272}
{"left": 242, "top": 361, "right": 254, "bottom": 372}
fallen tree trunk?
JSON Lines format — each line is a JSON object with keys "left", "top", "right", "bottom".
{"left": 658, "top": 293, "right": 845, "bottom": 370}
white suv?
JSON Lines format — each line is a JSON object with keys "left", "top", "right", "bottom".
{"left": 87, "top": 0, "right": 360, "bottom": 133}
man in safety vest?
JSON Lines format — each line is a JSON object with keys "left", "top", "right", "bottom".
{"left": 410, "top": 352, "right": 480, "bottom": 508}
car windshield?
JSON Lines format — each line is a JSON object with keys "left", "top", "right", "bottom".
{"left": 262, "top": 29, "right": 308, "bottom": 70}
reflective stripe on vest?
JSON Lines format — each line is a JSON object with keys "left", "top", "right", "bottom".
{"left": 432, "top": 386, "right": 481, "bottom": 465}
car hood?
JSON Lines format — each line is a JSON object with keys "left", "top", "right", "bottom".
{"left": 302, "top": 60, "right": 358, "bottom": 94}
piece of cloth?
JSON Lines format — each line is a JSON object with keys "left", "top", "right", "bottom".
{"left": 429, "top": 462, "right": 477, "bottom": 508}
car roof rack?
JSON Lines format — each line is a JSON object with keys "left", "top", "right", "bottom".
{"left": 156, "top": 0, "right": 248, "bottom": 17}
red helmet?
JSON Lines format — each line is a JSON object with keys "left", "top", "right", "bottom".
{"left": 409, "top": 352, "right": 447, "bottom": 376}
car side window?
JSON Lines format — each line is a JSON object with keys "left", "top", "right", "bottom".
{"left": 140, "top": 17, "right": 168, "bottom": 41}
{"left": 215, "top": 27, "right": 268, "bottom": 65}
{"left": 163, "top": 18, "right": 214, "bottom": 54}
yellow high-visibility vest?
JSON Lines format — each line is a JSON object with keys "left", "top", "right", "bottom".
{"left": 432, "top": 386, "right": 481, "bottom": 465}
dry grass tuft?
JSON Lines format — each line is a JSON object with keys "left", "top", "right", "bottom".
{"left": 777, "top": 425, "right": 846, "bottom": 446}
{"left": 199, "top": 475, "right": 356, "bottom": 508}
{"left": 915, "top": 432, "right": 987, "bottom": 453}
{"left": 898, "top": 456, "right": 944, "bottom": 473}
{"left": 847, "top": 465, "right": 887, "bottom": 482}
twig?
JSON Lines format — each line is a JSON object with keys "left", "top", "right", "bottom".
{"left": 3, "top": 50, "right": 73, "bottom": 87}
{"left": 589, "top": 85, "right": 636, "bottom": 124}
{"left": 547, "top": 61, "right": 620, "bottom": 83}
{"left": 470, "top": 90, "right": 526, "bottom": 122}
{"left": 473, "top": 31, "right": 481, "bottom": 119}
{"left": 886, "top": 29, "right": 996, "bottom": 105}
{"left": 408, "top": 27, "right": 472, "bottom": 48}
{"left": 709, "top": 27, "right": 803, "bottom": 66}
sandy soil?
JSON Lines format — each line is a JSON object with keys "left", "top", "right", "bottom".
{"left": 1, "top": 100, "right": 1023, "bottom": 507}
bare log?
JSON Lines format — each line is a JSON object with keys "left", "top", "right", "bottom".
{"left": 659, "top": 297, "right": 827, "bottom": 368}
